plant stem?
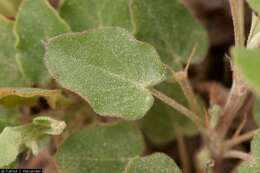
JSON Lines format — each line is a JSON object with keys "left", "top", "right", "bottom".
{"left": 164, "top": 46, "right": 202, "bottom": 116}
{"left": 232, "top": 113, "right": 247, "bottom": 139}
{"left": 238, "top": 0, "right": 245, "bottom": 46}
{"left": 150, "top": 88, "right": 202, "bottom": 127}
{"left": 179, "top": 45, "right": 202, "bottom": 115}
{"left": 222, "top": 129, "right": 260, "bottom": 150}
{"left": 215, "top": 76, "right": 248, "bottom": 139}
{"left": 178, "top": 76, "right": 201, "bottom": 116}
{"left": 229, "top": 0, "right": 245, "bottom": 47}
{"left": 223, "top": 150, "right": 252, "bottom": 161}
{"left": 166, "top": 64, "right": 201, "bottom": 116}
{"left": 215, "top": 0, "right": 247, "bottom": 140}
{"left": 176, "top": 127, "right": 191, "bottom": 173}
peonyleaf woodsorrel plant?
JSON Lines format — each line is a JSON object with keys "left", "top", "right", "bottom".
{"left": 1, "top": 0, "right": 260, "bottom": 172}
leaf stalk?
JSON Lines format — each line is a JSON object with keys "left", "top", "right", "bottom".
{"left": 150, "top": 88, "right": 203, "bottom": 128}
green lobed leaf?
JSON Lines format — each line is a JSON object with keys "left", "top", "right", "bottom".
{"left": 0, "top": 16, "right": 25, "bottom": 87}
{"left": 59, "top": 0, "right": 133, "bottom": 32}
{"left": 0, "top": 88, "right": 61, "bottom": 108}
{"left": 130, "top": 0, "right": 209, "bottom": 70}
{"left": 247, "top": 0, "right": 260, "bottom": 13}
{"left": 45, "top": 27, "right": 166, "bottom": 120}
{"left": 55, "top": 122, "right": 180, "bottom": 173}
{"left": 0, "top": 116, "right": 66, "bottom": 168}
{"left": 0, "top": 0, "right": 22, "bottom": 17}
{"left": 15, "top": 0, "right": 70, "bottom": 84}
{"left": 238, "top": 131, "right": 260, "bottom": 172}
{"left": 140, "top": 82, "right": 198, "bottom": 146}
{"left": 233, "top": 48, "right": 260, "bottom": 94}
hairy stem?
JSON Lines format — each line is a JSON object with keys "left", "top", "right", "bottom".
{"left": 178, "top": 77, "right": 201, "bottom": 115}
{"left": 150, "top": 88, "right": 202, "bottom": 127}
{"left": 164, "top": 45, "right": 202, "bottom": 116}
{"left": 215, "top": 76, "right": 248, "bottom": 139}
{"left": 215, "top": 0, "right": 247, "bottom": 140}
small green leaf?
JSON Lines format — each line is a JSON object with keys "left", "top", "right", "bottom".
{"left": 247, "top": 0, "right": 260, "bottom": 13}
{"left": 0, "top": 116, "right": 66, "bottom": 168}
{"left": 140, "top": 82, "right": 198, "bottom": 146}
{"left": 15, "top": 0, "right": 70, "bottom": 84}
{"left": 60, "top": 0, "right": 132, "bottom": 32}
{"left": 33, "top": 116, "right": 66, "bottom": 135}
{"left": 0, "top": 16, "right": 25, "bottom": 87}
{"left": 238, "top": 131, "right": 260, "bottom": 172}
{"left": 233, "top": 48, "right": 260, "bottom": 94}
{"left": 130, "top": 0, "right": 209, "bottom": 70}
{"left": 0, "top": 88, "right": 61, "bottom": 108}
{"left": 55, "top": 122, "right": 180, "bottom": 173}
{"left": 45, "top": 27, "right": 166, "bottom": 120}
{"left": 0, "top": 0, "right": 22, "bottom": 17}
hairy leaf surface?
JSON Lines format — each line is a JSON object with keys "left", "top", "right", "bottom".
{"left": 130, "top": 0, "right": 208, "bottom": 70}
{"left": 15, "top": 0, "right": 70, "bottom": 84}
{"left": 45, "top": 27, "right": 166, "bottom": 120}
{"left": 0, "top": 16, "right": 24, "bottom": 87}
{"left": 60, "top": 0, "right": 132, "bottom": 32}
{"left": 56, "top": 122, "right": 180, "bottom": 173}
{"left": 56, "top": 122, "right": 144, "bottom": 173}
